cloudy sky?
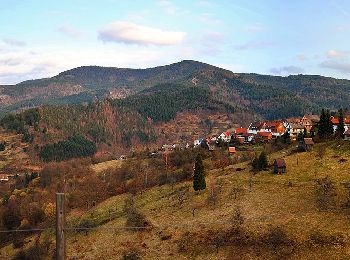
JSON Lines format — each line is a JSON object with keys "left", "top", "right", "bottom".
{"left": 1, "top": 0, "right": 350, "bottom": 84}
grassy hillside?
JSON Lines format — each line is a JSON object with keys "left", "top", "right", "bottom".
{"left": 2, "top": 141, "right": 350, "bottom": 259}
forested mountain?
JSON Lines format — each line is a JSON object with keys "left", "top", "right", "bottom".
{"left": 1, "top": 60, "right": 350, "bottom": 120}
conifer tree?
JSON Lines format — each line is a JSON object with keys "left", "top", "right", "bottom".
{"left": 336, "top": 108, "right": 345, "bottom": 138}
{"left": 303, "top": 127, "right": 308, "bottom": 138}
{"left": 318, "top": 109, "right": 333, "bottom": 139}
{"left": 193, "top": 154, "right": 206, "bottom": 191}
{"left": 258, "top": 151, "right": 268, "bottom": 170}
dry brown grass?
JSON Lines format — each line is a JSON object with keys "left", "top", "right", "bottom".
{"left": 91, "top": 160, "right": 123, "bottom": 174}
{"left": 62, "top": 142, "right": 350, "bottom": 259}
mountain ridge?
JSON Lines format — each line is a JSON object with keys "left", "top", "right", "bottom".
{"left": 0, "top": 60, "right": 350, "bottom": 120}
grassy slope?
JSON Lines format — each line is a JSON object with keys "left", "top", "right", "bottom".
{"left": 63, "top": 141, "right": 350, "bottom": 259}
{"left": 1, "top": 142, "right": 350, "bottom": 259}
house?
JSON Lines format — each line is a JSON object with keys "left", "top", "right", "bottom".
{"left": 301, "top": 114, "right": 320, "bottom": 132}
{"left": 289, "top": 123, "right": 305, "bottom": 141}
{"left": 235, "top": 127, "right": 248, "bottom": 136}
{"left": 256, "top": 132, "right": 272, "bottom": 142}
{"left": 248, "top": 122, "right": 264, "bottom": 134}
{"left": 228, "top": 146, "right": 236, "bottom": 154}
{"left": 249, "top": 121, "right": 285, "bottom": 137}
{"left": 330, "top": 116, "right": 350, "bottom": 133}
{"left": 345, "top": 129, "right": 350, "bottom": 141}
{"left": 193, "top": 139, "right": 202, "bottom": 147}
{"left": 219, "top": 132, "right": 231, "bottom": 143}
{"left": 273, "top": 159, "right": 286, "bottom": 174}
{"left": 236, "top": 136, "right": 245, "bottom": 144}
{"left": 263, "top": 121, "right": 286, "bottom": 136}
{"left": 299, "top": 138, "right": 314, "bottom": 151}
{"left": 0, "top": 174, "right": 9, "bottom": 182}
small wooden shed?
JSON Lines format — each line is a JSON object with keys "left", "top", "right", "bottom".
{"left": 303, "top": 138, "right": 314, "bottom": 151}
{"left": 229, "top": 146, "right": 236, "bottom": 154}
{"left": 273, "top": 158, "right": 286, "bottom": 174}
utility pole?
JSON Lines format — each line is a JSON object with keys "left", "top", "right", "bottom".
{"left": 56, "top": 193, "right": 66, "bottom": 260}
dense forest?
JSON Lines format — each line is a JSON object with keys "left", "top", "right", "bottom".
{"left": 113, "top": 83, "right": 235, "bottom": 122}
{"left": 1, "top": 60, "right": 350, "bottom": 120}
{"left": 39, "top": 135, "right": 97, "bottom": 162}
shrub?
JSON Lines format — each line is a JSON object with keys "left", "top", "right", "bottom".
{"left": 122, "top": 249, "right": 142, "bottom": 260}
{"left": 123, "top": 196, "right": 149, "bottom": 230}
{"left": 264, "top": 226, "right": 291, "bottom": 253}
{"left": 315, "top": 176, "right": 337, "bottom": 211}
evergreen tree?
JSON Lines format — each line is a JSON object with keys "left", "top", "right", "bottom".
{"left": 193, "top": 155, "right": 206, "bottom": 191}
{"left": 252, "top": 156, "right": 258, "bottom": 171}
{"left": 318, "top": 109, "right": 333, "bottom": 139}
{"left": 336, "top": 108, "right": 345, "bottom": 138}
{"left": 303, "top": 127, "right": 308, "bottom": 138}
{"left": 297, "top": 131, "right": 304, "bottom": 141}
{"left": 258, "top": 151, "right": 268, "bottom": 170}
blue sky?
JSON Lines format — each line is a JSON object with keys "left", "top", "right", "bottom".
{"left": 1, "top": 0, "right": 350, "bottom": 84}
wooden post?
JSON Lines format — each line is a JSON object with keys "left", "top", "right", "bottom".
{"left": 56, "top": 193, "right": 66, "bottom": 260}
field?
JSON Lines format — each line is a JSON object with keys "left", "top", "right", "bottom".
{"left": 61, "top": 141, "right": 350, "bottom": 259}
{"left": 1, "top": 141, "right": 350, "bottom": 259}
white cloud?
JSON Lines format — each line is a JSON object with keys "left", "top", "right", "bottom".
{"left": 326, "top": 49, "right": 348, "bottom": 59}
{"left": 199, "top": 13, "right": 223, "bottom": 25}
{"left": 197, "top": 31, "right": 224, "bottom": 56}
{"left": 234, "top": 40, "right": 273, "bottom": 50}
{"left": 158, "top": 0, "right": 178, "bottom": 15}
{"left": 0, "top": 43, "right": 196, "bottom": 84}
{"left": 2, "top": 38, "right": 26, "bottom": 47}
{"left": 319, "top": 60, "right": 350, "bottom": 73}
{"left": 270, "top": 66, "right": 304, "bottom": 75}
{"left": 98, "top": 21, "right": 186, "bottom": 46}
{"left": 296, "top": 54, "right": 307, "bottom": 61}
{"left": 57, "top": 25, "right": 82, "bottom": 38}
{"left": 336, "top": 24, "right": 350, "bottom": 32}
{"left": 243, "top": 23, "right": 265, "bottom": 33}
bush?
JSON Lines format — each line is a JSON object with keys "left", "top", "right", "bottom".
{"left": 315, "top": 176, "right": 337, "bottom": 211}
{"left": 122, "top": 249, "right": 142, "bottom": 260}
{"left": 264, "top": 226, "right": 292, "bottom": 253}
{"left": 13, "top": 240, "right": 48, "bottom": 260}
{"left": 0, "top": 142, "right": 5, "bottom": 151}
{"left": 123, "top": 196, "right": 149, "bottom": 230}
{"left": 309, "top": 230, "right": 345, "bottom": 246}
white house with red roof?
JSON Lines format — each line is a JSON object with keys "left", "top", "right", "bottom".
{"left": 219, "top": 131, "right": 231, "bottom": 143}
{"left": 345, "top": 129, "right": 350, "bottom": 141}
{"left": 330, "top": 116, "right": 350, "bottom": 133}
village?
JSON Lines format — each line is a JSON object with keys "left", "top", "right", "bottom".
{"left": 163, "top": 114, "right": 350, "bottom": 149}
{"left": 161, "top": 113, "right": 350, "bottom": 165}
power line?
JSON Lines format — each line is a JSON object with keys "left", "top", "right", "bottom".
{"left": 0, "top": 228, "right": 54, "bottom": 233}
{"left": 0, "top": 219, "right": 234, "bottom": 234}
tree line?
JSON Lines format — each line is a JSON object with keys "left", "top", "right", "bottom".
{"left": 39, "top": 134, "right": 97, "bottom": 162}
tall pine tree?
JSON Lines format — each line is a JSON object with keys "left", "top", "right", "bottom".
{"left": 193, "top": 154, "right": 206, "bottom": 191}
{"left": 258, "top": 151, "right": 268, "bottom": 170}
{"left": 336, "top": 108, "right": 345, "bottom": 138}
{"left": 318, "top": 109, "right": 333, "bottom": 139}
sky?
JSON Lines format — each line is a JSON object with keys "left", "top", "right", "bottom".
{"left": 1, "top": 0, "right": 350, "bottom": 84}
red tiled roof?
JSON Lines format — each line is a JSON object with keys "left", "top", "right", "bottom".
{"left": 331, "top": 117, "right": 350, "bottom": 124}
{"left": 265, "top": 121, "right": 283, "bottom": 127}
{"left": 235, "top": 127, "right": 248, "bottom": 134}
{"left": 304, "top": 138, "right": 314, "bottom": 145}
{"left": 257, "top": 132, "right": 272, "bottom": 137}
{"left": 222, "top": 132, "right": 231, "bottom": 138}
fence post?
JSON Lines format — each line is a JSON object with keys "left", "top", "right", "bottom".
{"left": 56, "top": 193, "right": 66, "bottom": 260}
